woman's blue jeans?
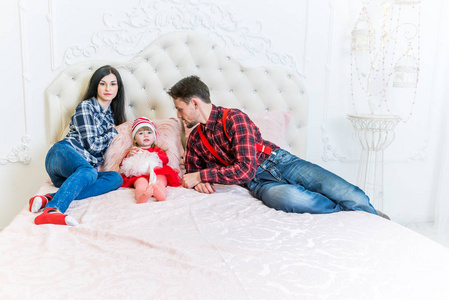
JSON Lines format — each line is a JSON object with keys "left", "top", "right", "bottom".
{"left": 246, "top": 149, "right": 377, "bottom": 214}
{"left": 44, "top": 141, "right": 123, "bottom": 213}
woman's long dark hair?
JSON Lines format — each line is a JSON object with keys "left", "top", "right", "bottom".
{"left": 83, "top": 65, "right": 126, "bottom": 125}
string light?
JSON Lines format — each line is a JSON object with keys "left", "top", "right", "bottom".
{"left": 350, "top": 1, "right": 421, "bottom": 122}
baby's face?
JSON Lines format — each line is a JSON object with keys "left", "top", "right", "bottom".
{"left": 134, "top": 129, "right": 155, "bottom": 148}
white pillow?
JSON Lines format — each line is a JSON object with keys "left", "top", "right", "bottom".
{"left": 247, "top": 111, "right": 291, "bottom": 148}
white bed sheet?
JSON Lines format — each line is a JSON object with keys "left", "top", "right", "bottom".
{"left": 1, "top": 182, "right": 449, "bottom": 300}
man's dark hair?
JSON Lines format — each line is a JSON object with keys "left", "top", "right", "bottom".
{"left": 167, "top": 75, "right": 211, "bottom": 104}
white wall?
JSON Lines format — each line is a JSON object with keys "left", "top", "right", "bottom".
{"left": 1, "top": 0, "right": 448, "bottom": 229}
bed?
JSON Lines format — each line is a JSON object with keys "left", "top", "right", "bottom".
{"left": 1, "top": 31, "right": 449, "bottom": 300}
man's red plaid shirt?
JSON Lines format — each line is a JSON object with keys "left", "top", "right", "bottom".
{"left": 184, "top": 105, "right": 279, "bottom": 185}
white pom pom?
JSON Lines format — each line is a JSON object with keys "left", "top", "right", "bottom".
{"left": 120, "top": 151, "right": 162, "bottom": 184}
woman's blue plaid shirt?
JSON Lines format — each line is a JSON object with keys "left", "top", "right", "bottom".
{"left": 64, "top": 97, "right": 117, "bottom": 167}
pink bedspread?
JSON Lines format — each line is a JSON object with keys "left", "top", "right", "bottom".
{"left": 1, "top": 182, "right": 449, "bottom": 299}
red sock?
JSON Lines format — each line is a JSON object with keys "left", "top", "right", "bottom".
{"left": 34, "top": 208, "right": 78, "bottom": 226}
{"left": 29, "top": 194, "right": 53, "bottom": 213}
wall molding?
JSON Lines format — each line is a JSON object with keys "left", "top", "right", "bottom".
{"left": 0, "top": 135, "right": 31, "bottom": 165}
{"left": 321, "top": 1, "right": 342, "bottom": 162}
{"left": 47, "top": 0, "right": 305, "bottom": 78}
{"left": 1, "top": 0, "right": 32, "bottom": 166}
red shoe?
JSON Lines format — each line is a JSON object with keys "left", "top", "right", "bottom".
{"left": 29, "top": 194, "right": 53, "bottom": 213}
{"left": 34, "top": 208, "right": 78, "bottom": 226}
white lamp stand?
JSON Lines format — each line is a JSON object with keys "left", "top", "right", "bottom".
{"left": 347, "top": 114, "right": 401, "bottom": 211}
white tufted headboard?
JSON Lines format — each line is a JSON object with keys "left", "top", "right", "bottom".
{"left": 45, "top": 31, "right": 308, "bottom": 157}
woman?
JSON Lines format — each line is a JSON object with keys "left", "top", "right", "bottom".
{"left": 29, "top": 65, "right": 126, "bottom": 226}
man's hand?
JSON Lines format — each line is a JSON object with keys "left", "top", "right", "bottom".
{"left": 194, "top": 182, "right": 216, "bottom": 194}
{"left": 181, "top": 172, "right": 202, "bottom": 188}
{"left": 182, "top": 172, "right": 216, "bottom": 194}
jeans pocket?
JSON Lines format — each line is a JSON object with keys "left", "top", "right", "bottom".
{"left": 259, "top": 163, "right": 282, "bottom": 181}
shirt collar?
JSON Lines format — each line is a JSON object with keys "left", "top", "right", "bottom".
{"left": 205, "top": 104, "right": 219, "bottom": 130}
{"left": 90, "top": 97, "right": 112, "bottom": 114}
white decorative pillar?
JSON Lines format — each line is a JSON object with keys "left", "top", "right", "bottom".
{"left": 347, "top": 114, "right": 401, "bottom": 211}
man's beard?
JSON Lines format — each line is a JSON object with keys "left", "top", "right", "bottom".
{"left": 185, "top": 120, "right": 199, "bottom": 129}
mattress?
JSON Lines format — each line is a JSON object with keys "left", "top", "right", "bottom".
{"left": 1, "top": 182, "right": 449, "bottom": 300}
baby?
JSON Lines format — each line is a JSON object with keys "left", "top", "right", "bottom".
{"left": 120, "top": 117, "right": 181, "bottom": 203}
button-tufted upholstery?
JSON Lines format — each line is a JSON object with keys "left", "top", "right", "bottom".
{"left": 45, "top": 31, "right": 308, "bottom": 157}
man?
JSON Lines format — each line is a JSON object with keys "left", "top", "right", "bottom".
{"left": 168, "top": 75, "right": 378, "bottom": 215}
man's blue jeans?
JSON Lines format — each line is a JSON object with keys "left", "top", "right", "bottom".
{"left": 246, "top": 149, "right": 377, "bottom": 214}
{"left": 44, "top": 141, "right": 123, "bottom": 213}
